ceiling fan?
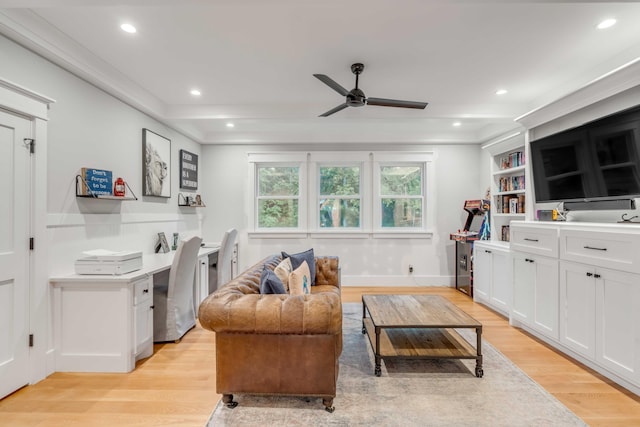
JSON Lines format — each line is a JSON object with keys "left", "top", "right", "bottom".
{"left": 313, "top": 63, "right": 428, "bottom": 117}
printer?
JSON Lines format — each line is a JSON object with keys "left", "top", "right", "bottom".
{"left": 75, "top": 249, "right": 143, "bottom": 275}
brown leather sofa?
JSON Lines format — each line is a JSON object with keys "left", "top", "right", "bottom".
{"left": 198, "top": 254, "right": 342, "bottom": 412}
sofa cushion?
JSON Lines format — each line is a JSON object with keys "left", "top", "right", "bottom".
{"left": 282, "top": 248, "right": 315, "bottom": 286}
{"left": 288, "top": 260, "right": 311, "bottom": 296}
{"left": 273, "top": 257, "right": 293, "bottom": 292}
{"left": 259, "top": 266, "right": 287, "bottom": 294}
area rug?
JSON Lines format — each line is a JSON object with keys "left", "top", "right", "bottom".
{"left": 207, "top": 303, "right": 587, "bottom": 427}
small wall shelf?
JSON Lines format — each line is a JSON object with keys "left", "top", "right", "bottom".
{"left": 178, "top": 192, "right": 206, "bottom": 207}
{"left": 75, "top": 175, "right": 138, "bottom": 200}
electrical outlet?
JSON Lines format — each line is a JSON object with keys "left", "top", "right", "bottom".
{"left": 409, "top": 264, "right": 414, "bottom": 273}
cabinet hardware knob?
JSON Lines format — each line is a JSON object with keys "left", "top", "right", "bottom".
{"left": 524, "top": 238, "right": 539, "bottom": 242}
{"left": 150, "top": 305, "right": 154, "bottom": 309}
{"left": 586, "top": 272, "right": 593, "bottom": 277}
{"left": 485, "top": 250, "right": 492, "bottom": 253}
{"left": 584, "top": 246, "right": 607, "bottom": 251}
{"left": 143, "top": 289, "right": 149, "bottom": 293}
{"left": 594, "top": 274, "right": 601, "bottom": 279}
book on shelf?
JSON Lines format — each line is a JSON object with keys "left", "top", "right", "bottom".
{"left": 501, "top": 225, "right": 510, "bottom": 242}
{"left": 509, "top": 197, "right": 518, "bottom": 214}
{"left": 498, "top": 151, "right": 526, "bottom": 170}
{"left": 79, "top": 167, "right": 113, "bottom": 196}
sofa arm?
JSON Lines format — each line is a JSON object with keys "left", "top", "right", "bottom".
{"left": 199, "top": 290, "right": 342, "bottom": 335}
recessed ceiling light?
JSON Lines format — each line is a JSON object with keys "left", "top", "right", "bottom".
{"left": 226, "top": 123, "right": 235, "bottom": 128}
{"left": 496, "top": 89, "right": 508, "bottom": 96}
{"left": 453, "top": 122, "right": 462, "bottom": 127}
{"left": 190, "top": 89, "right": 201, "bottom": 96}
{"left": 597, "top": 18, "right": 616, "bottom": 30}
{"left": 120, "top": 23, "right": 136, "bottom": 34}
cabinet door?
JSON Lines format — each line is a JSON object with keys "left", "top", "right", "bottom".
{"left": 133, "top": 278, "right": 153, "bottom": 359}
{"left": 511, "top": 252, "right": 535, "bottom": 324}
{"left": 195, "top": 254, "right": 209, "bottom": 311}
{"left": 559, "top": 261, "right": 596, "bottom": 358}
{"left": 596, "top": 268, "right": 640, "bottom": 384}
{"left": 473, "top": 246, "right": 491, "bottom": 303}
{"left": 490, "top": 249, "right": 511, "bottom": 314}
{"left": 532, "top": 255, "right": 559, "bottom": 340}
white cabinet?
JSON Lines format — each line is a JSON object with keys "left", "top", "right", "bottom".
{"left": 507, "top": 222, "right": 640, "bottom": 394}
{"left": 473, "top": 241, "right": 511, "bottom": 317}
{"left": 510, "top": 222, "right": 560, "bottom": 341}
{"left": 511, "top": 250, "right": 559, "bottom": 340}
{"left": 50, "top": 275, "right": 154, "bottom": 373}
{"left": 558, "top": 225, "right": 640, "bottom": 387}
{"left": 560, "top": 260, "right": 640, "bottom": 384}
{"left": 195, "top": 254, "right": 210, "bottom": 313}
{"left": 133, "top": 278, "right": 153, "bottom": 359}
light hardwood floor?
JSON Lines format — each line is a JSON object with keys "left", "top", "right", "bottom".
{"left": 1, "top": 287, "right": 640, "bottom": 426}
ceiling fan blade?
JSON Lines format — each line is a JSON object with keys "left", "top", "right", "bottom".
{"left": 313, "top": 74, "right": 349, "bottom": 97}
{"left": 319, "top": 103, "right": 349, "bottom": 117}
{"left": 366, "top": 97, "right": 428, "bottom": 109}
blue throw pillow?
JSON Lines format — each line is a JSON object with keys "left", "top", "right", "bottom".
{"left": 282, "top": 248, "right": 315, "bottom": 286}
{"left": 259, "top": 266, "right": 287, "bottom": 294}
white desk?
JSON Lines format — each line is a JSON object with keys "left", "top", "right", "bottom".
{"left": 49, "top": 247, "right": 219, "bottom": 373}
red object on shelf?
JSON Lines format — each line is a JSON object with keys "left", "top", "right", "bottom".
{"left": 113, "top": 177, "right": 126, "bottom": 197}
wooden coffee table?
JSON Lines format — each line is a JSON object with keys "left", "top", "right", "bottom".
{"left": 362, "top": 294, "right": 483, "bottom": 377}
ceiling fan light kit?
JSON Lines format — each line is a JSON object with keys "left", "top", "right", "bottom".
{"left": 313, "top": 63, "right": 428, "bottom": 117}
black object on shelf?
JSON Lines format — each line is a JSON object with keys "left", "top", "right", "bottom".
{"left": 75, "top": 174, "right": 138, "bottom": 200}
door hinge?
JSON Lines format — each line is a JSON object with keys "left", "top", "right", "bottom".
{"left": 29, "top": 334, "right": 34, "bottom": 347}
{"left": 29, "top": 237, "right": 34, "bottom": 250}
{"left": 24, "top": 138, "right": 35, "bottom": 154}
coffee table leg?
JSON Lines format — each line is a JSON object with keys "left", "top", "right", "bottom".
{"left": 362, "top": 300, "right": 366, "bottom": 334}
{"left": 375, "top": 326, "right": 382, "bottom": 376}
{"left": 475, "top": 326, "right": 484, "bottom": 378}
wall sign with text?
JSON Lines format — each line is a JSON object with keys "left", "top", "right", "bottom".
{"left": 179, "top": 149, "right": 198, "bottom": 190}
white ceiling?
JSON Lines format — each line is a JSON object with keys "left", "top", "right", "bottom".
{"left": 2, "top": 0, "right": 640, "bottom": 144}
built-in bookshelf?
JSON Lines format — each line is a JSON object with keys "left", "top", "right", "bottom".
{"left": 482, "top": 132, "right": 526, "bottom": 243}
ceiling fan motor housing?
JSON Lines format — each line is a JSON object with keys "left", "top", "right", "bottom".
{"left": 347, "top": 89, "right": 366, "bottom": 107}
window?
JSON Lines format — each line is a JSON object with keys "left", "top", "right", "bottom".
{"left": 249, "top": 153, "right": 308, "bottom": 233}
{"left": 318, "top": 166, "right": 361, "bottom": 228}
{"left": 257, "top": 165, "right": 300, "bottom": 228}
{"left": 373, "top": 152, "right": 433, "bottom": 234}
{"left": 249, "top": 151, "right": 432, "bottom": 237}
{"left": 379, "top": 165, "right": 423, "bottom": 228}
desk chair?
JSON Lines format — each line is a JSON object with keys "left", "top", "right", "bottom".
{"left": 153, "top": 235, "right": 202, "bottom": 342}
{"left": 210, "top": 228, "right": 237, "bottom": 292}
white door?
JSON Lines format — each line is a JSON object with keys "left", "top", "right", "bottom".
{"left": 0, "top": 109, "right": 31, "bottom": 399}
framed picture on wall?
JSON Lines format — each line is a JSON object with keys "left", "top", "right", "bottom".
{"left": 179, "top": 149, "right": 198, "bottom": 190}
{"left": 142, "top": 128, "right": 171, "bottom": 197}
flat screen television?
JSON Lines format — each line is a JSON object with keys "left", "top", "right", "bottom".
{"left": 530, "top": 105, "right": 640, "bottom": 204}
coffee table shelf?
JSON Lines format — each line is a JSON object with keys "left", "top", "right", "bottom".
{"left": 362, "top": 318, "right": 478, "bottom": 359}
{"left": 362, "top": 294, "right": 483, "bottom": 378}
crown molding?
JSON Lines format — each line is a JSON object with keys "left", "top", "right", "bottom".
{"left": 515, "top": 56, "right": 640, "bottom": 130}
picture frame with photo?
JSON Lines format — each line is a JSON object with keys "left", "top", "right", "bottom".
{"left": 155, "top": 232, "right": 171, "bottom": 253}
{"left": 143, "top": 128, "right": 171, "bottom": 197}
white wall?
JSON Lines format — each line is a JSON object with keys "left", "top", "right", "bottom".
{"left": 200, "top": 143, "right": 484, "bottom": 286}
{"left": 0, "top": 34, "right": 204, "bottom": 276}
{"left": 1, "top": 34, "right": 204, "bottom": 381}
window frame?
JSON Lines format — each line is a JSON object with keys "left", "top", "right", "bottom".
{"left": 248, "top": 151, "right": 433, "bottom": 239}
{"left": 372, "top": 152, "right": 434, "bottom": 237}
{"left": 308, "top": 152, "right": 370, "bottom": 236}
{"left": 248, "top": 152, "right": 308, "bottom": 237}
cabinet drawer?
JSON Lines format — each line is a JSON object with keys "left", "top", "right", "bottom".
{"left": 560, "top": 230, "right": 640, "bottom": 273}
{"left": 134, "top": 277, "right": 151, "bottom": 304}
{"left": 511, "top": 224, "right": 558, "bottom": 257}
